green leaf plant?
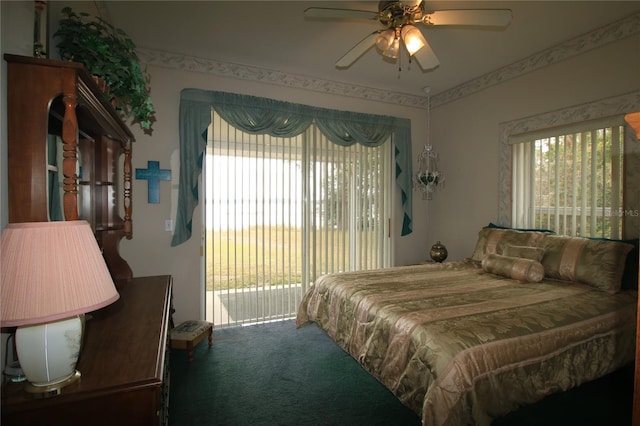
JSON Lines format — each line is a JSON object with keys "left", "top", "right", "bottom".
{"left": 54, "top": 7, "right": 155, "bottom": 134}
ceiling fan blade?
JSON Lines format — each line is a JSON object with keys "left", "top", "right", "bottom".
{"left": 422, "top": 9, "right": 512, "bottom": 27}
{"left": 412, "top": 38, "right": 439, "bottom": 71}
{"left": 304, "top": 7, "right": 378, "bottom": 20}
{"left": 336, "top": 31, "right": 380, "bottom": 69}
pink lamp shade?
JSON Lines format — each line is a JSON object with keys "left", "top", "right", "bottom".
{"left": 0, "top": 221, "right": 120, "bottom": 327}
{"left": 1, "top": 221, "right": 120, "bottom": 393}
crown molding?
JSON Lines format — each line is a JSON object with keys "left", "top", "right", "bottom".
{"left": 136, "top": 48, "right": 430, "bottom": 109}
{"left": 432, "top": 11, "right": 640, "bottom": 108}
{"left": 137, "top": 11, "right": 640, "bottom": 111}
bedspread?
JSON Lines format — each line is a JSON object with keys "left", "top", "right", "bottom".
{"left": 296, "top": 260, "right": 637, "bottom": 426}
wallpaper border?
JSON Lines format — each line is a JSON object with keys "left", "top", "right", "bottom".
{"left": 432, "top": 11, "right": 640, "bottom": 108}
{"left": 137, "top": 11, "right": 640, "bottom": 110}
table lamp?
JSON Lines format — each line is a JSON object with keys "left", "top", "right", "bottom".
{"left": 0, "top": 221, "right": 120, "bottom": 396}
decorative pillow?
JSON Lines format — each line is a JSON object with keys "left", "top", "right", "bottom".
{"left": 588, "top": 237, "right": 638, "bottom": 291}
{"left": 538, "top": 235, "right": 634, "bottom": 293}
{"left": 481, "top": 253, "right": 544, "bottom": 282}
{"left": 501, "top": 244, "right": 545, "bottom": 262}
{"left": 471, "top": 228, "right": 548, "bottom": 262}
{"left": 620, "top": 239, "right": 638, "bottom": 290}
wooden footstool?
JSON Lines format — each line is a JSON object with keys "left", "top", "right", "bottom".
{"left": 170, "top": 320, "right": 213, "bottom": 362}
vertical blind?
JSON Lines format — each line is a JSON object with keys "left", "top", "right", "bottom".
{"left": 511, "top": 118, "right": 625, "bottom": 238}
{"left": 206, "top": 112, "right": 391, "bottom": 327}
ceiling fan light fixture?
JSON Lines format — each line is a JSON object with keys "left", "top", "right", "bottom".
{"left": 375, "top": 29, "right": 395, "bottom": 52}
{"left": 308, "top": 2, "right": 512, "bottom": 70}
{"left": 401, "top": 24, "right": 426, "bottom": 56}
{"left": 382, "top": 37, "right": 400, "bottom": 59}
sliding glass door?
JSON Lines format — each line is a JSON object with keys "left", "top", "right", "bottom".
{"left": 204, "top": 112, "right": 392, "bottom": 327}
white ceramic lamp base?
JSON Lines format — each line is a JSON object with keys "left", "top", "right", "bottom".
{"left": 16, "top": 315, "right": 84, "bottom": 394}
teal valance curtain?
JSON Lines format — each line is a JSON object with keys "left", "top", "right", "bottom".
{"left": 171, "top": 88, "right": 413, "bottom": 246}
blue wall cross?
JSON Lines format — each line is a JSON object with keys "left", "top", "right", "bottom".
{"left": 135, "top": 161, "right": 172, "bottom": 204}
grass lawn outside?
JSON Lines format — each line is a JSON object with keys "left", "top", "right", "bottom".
{"left": 205, "top": 226, "right": 382, "bottom": 291}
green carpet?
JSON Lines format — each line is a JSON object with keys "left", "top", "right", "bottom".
{"left": 168, "top": 320, "right": 633, "bottom": 426}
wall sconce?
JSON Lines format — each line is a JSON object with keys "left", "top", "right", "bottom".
{"left": 0, "top": 221, "right": 120, "bottom": 397}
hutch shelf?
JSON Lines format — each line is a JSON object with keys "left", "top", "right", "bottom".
{"left": 4, "top": 53, "right": 134, "bottom": 280}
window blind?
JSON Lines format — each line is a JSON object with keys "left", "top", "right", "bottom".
{"left": 512, "top": 119, "right": 625, "bottom": 238}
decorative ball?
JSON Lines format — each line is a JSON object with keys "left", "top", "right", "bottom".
{"left": 430, "top": 241, "right": 448, "bottom": 263}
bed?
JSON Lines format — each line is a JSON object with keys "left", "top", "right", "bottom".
{"left": 296, "top": 227, "right": 638, "bottom": 425}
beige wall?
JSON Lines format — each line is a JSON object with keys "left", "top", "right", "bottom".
{"left": 1, "top": 1, "right": 638, "bottom": 328}
{"left": 121, "top": 31, "right": 639, "bottom": 325}
{"left": 0, "top": 0, "right": 430, "bottom": 336}
{"left": 0, "top": 0, "right": 36, "bottom": 370}
{"left": 429, "top": 34, "right": 640, "bottom": 262}
{"left": 1, "top": 0, "right": 33, "bottom": 228}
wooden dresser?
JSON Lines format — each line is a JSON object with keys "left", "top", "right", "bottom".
{"left": 1, "top": 275, "right": 173, "bottom": 426}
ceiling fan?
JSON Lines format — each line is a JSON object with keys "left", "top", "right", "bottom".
{"left": 304, "top": 1, "right": 512, "bottom": 71}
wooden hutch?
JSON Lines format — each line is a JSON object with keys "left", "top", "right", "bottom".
{"left": 628, "top": 111, "right": 640, "bottom": 426}
{"left": 2, "top": 54, "right": 172, "bottom": 425}
{"left": 5, "top": 54, "right": 134, "bottom": 280}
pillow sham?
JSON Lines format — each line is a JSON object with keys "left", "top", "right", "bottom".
{"left": 481, "top": 253, "right": 544, "bottom": 282}
{"left": 588, "top": 237, "right": 638, "bottom": 291}
{"left": 538, "top": 235, "right": 634, "bottom": 293}
{"left": 501, "top": 244, "right": 545, "bottom": 262}
{"left": 471, "top": 228, "right": 548, "bottom": 262}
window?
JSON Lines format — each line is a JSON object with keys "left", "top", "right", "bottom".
{"left": 511, "top": 118, "right": 625, "bottom": 238}
{"left": 205, "top": 112, "right": 392, "bottom": 326}
{"left": 499, "top": 92, "right": 640, "bottom": 241}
